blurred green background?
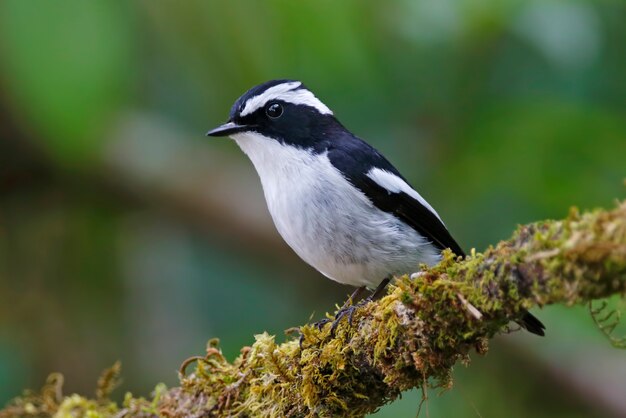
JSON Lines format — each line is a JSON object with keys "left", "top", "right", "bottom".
{"left": 1, "top": 1, "right": 625, "bottom": 417}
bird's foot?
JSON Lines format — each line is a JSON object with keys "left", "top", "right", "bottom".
{"left": 329, "top": 299, "right": 368, "bottom": 337}
{"left": 298, "top": 331, "right": 306, "bottom": 349}
{"left": 298, "top": 317, "right": 332, "bottom": 348}
{"left": 312, "top": 317, "right": 332, "bottom": 330}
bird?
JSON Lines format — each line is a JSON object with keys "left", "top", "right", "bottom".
{"left": 206, "top": 79, "right": 545, "bottom": 336}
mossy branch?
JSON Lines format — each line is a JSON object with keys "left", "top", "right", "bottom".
{"left": 3, "top": 201, "right": 626, "bottom": 418}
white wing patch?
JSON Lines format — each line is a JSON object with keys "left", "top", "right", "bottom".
{"left": 240, "top": 81, "right": 333, "bottom": 117}
{"left": 366, "top": 168, "right": 444, "bottom": 223}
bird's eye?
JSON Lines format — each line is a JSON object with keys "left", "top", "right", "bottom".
{"left": 266, "top": 103, "right": 283, "bottom": 119}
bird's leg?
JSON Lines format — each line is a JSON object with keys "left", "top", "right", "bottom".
{"left": 341, "top": 285, "right": 368, "bottom": 309}
{"left": 310, "top": 286, "right": 366, "bottom": 330}
{"left": 330, "top": 277, "right": 391, "bottom": 336}
{"left": 299, "top": 286, "right": 368, "bottom": 348}
{"left": 366, "top": 277, "right": 391, "bottom": 302}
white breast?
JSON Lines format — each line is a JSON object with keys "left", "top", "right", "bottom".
{"left": 231, "top": 131, "right": 440, "bottom": 288}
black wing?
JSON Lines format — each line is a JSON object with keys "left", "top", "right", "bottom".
{"left": 327, "top": 134, "right": 465, "bottom": 257}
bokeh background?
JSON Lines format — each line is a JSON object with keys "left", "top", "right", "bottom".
{"left": 1, "top": 1, "right": 625, "bottom": 417}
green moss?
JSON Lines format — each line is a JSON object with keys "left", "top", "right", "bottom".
{"left": 2, "top": 201, "right": 625, "bottom": 417}
{"left": 54, "top": 395, "right": 117, "bottom": 418}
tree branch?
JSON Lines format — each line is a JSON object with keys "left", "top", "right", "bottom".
{"left": 2, "top": 201, "right": 626, "bottom": 418}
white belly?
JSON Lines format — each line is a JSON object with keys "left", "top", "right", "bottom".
{"left": 232, "top": 132, "right": 441, "bottom": 288}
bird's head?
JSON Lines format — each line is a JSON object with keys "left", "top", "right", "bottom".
{"left": 207, "top": 80, "right": 340, "bottom": 149}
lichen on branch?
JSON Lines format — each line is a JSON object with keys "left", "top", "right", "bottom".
{"left": 2, "top": 201, "right": 626, "bottom": 418}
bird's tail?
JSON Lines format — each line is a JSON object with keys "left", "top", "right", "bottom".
{"left": 518, "top": 311, "right": 546, "bottom": 336}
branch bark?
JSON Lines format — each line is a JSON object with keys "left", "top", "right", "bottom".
{"left": 2, "top": 201, "right": 626, "bottom": 418}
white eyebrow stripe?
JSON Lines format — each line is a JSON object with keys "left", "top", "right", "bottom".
{"left": 366, "top": 168, "right": 444, "bottom": 223}
{"left": 240, "top": 82, "right": 333, "bottom": 116}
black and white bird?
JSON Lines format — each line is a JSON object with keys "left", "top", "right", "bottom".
{"left": 207, "top": 79, "right": 545, "bottom": 336}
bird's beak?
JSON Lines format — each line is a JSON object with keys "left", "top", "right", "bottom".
{"left": 206, "top": 121, "right": 248, "bottom": 137}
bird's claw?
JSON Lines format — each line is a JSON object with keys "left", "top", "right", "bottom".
{"left": 298, "top": 332, "right": 305, "bottom": 349}
{"left": 299, "top": 295, "right": 372, "bottom": 348}
{"left": 298, "top": 318, "right": 333, "bottom": 349}
{"left": 313, "top": 317, "right": 331, "bottom": 330}
{"left": 329, "top": 301, "right": 365, "bottom": 337}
